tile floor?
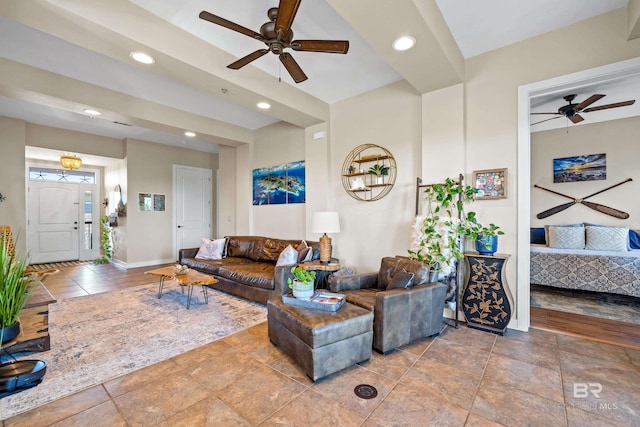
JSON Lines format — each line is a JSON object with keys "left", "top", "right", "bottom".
{"left": 4, "top": 263, "right": 640, "bottom": 426}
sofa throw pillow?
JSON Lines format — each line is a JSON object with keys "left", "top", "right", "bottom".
{"left": 195, "top": 237, "right": 226, "bottom": 260}
{"left": 276, "top": 245, "right": 299, "bottom": 267}
{"left": 584, "top": 222, "right": 633, "bottom": 250}
{"left": 386, "top": 269, "right": 415, "bottom": 290}
{"left": 547, "top": 225, "right": 585, "bottom": 250}
{"left": 585, "top": 226, "right": 628, "bottom": 252}
{"left": 296, "top": 240, "right": 311, "bottom": 263}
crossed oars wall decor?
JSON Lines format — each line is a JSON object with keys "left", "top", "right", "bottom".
{"left": 534, "top": 178, "right": 632, "bottom": 219}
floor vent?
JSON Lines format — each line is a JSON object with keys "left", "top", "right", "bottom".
{"left": 354, "top": 384, "right": 378, "bottom": 399}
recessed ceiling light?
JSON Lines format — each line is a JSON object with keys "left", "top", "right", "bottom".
{"left": 129, "top": 51, "right": 155, "bottom": 64}
{"left": 83, "top": 109, "right": 102, "bottom": 116}
{"left": 392, "top": 36, "right": 416, "bottom": 51}
{"left": 184, "top": 131, "right": 196, "bottom": 137}
{"left": 257, "top": 102, "right": 271, "bottom": 110}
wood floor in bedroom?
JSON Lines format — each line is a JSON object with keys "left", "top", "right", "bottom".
{"left": 531, "top": 306, "right": 640, "bottom": 350}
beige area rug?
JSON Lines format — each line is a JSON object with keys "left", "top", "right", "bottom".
{"left": 0, "top": 283, "right": 267, "bottom": 420}
{"left": 530, "top": 284, "right": 640, "bottom": 325}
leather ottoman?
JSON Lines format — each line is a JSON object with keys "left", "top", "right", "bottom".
{"left": 267, "top": 297, "right": 373, "bottom": 381}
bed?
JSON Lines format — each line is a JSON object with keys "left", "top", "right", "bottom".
{"left": 530, "top": 244, "right": 640, "bottom": 298}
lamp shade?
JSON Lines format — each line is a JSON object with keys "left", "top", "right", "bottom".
{"left": 311, "top": 212, "right": 340, "bottom": 234}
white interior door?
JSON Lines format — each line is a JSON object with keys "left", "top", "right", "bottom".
{"left": 28, "top": 182, "right": 79, "bottom": 263}
{"left": 175, "top": 166, "right": 212, "bottom": 253}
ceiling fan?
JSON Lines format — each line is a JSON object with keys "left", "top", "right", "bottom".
{"left": 199, "top": 0, "right": 349, "bottom": 83}
{"left": 531, "top": 93, "right": 635, "bottom": 126}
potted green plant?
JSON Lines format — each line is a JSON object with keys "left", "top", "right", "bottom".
{"left": 287, "top": 266, "right": 316, "bottom": 300}
{"left": 458, "top": 220, "right": 504, "bottom": 255}
{"left": 409, "top": 176, "right": 504, "bottom": 272}
{"left": 368, "top": 164, "right": 389, "bottom": 184}
{"left": 0, "top": 230, "right": 37, "bottom": 344}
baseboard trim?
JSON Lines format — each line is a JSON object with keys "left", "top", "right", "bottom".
{"left": 112, "top": 258, "right": 176, "bottom": 269}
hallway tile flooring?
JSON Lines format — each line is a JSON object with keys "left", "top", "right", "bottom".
{"left": 4, "top": 263, "right": 639, "bottom": 426}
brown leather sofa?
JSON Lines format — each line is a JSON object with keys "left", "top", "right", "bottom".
{"left": 328, "top": 256, "right": 447, "bottom": 354}
{"left": 179, "top": 236, "right": 320, "bottom": 304}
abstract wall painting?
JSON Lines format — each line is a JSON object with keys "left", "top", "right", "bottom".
{"left": 553, "top": 153, "right": 606, "bottom": 183}
{"left": 252, "top": 161, "right": 306, "bottom": 205}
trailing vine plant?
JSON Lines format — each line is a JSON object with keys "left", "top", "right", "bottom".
{"left": 408, "top": 177, "right": 488, "bottom": 273}
{"left": 94, "top": 216, "right": 112, "bottom": 264}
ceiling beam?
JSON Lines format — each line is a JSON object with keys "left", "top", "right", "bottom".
{"left": 327, "top": 0, "right": 464, "bottom": 94}
{"left": 0, "top": 58, "right": 251, "bottom": 147}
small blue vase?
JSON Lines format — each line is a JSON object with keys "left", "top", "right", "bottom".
{"left": 475, "top": 235, "right": 498, "bottom": 255}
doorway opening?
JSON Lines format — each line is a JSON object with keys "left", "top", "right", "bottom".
{"left": 27, "top": 164, "right": 101, "bottom": 263}
{"left": 518, "top": 56, "right": 640, "bottom": 341}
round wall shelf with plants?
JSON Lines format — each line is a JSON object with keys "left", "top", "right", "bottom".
{"left": 341, "top": 144, "right": 397, "bottom": 201}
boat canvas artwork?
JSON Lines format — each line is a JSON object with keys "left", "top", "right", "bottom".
{"left": 253, "top": 161, "right": 306, "bottom": 205}
{"left": 553, "top": 153, "right": 606, "bottom": 183}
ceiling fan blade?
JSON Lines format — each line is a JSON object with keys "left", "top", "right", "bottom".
{"left": 279, "top": 52, "right": 307, "bottom": 83}
{"left": 199, "top": 11, "right": 265, "bottom": 41}
{"left": 575, "top": 94, "right": 605, "bottom": 110}
{"left": 275, "top": 0, "right": 301, "bottom": 35}
{"left": 291, "top": 40, "right": 349, "bottom": 54}
{"left": 531, "top": 116, "right": 562, "bottom": 126}
{"left": 531, "top": 112, "right": 562, "bottom": 115}
{"left": 227, "top": 49, "right": 269, "bottom": 70}
{"left": 583, "top": 100, "right": 636, "bottom": 112}
{"left": 569, "top": 114, "right": 584, "bottom": 124}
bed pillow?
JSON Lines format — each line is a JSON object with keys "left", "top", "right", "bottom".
{"left": 195, "top": 237, "right": 226, "bottom": 260}
{"left": 544, "top": 224, "right": 582, "bottom": 246}
{"left": 276, "top": 245, "right": 299, "bottom": 267}
{"left": 585, "top": 226, "right": 629, "bottom": 252}
{"left": 530, "top": 227, "right": 546, "bottom": 245}
{"left": 630, "top": 229, "right": 640, "bottom": 250}
{"left": 547, "top": 225, "right": 585, "bottom": 249}
{"left": 584, "top": 223, "right": 633, "bottom": 250}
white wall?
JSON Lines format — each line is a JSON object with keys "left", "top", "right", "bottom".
{"left": 124, "top": 138, "right": 218, "bottom": 265}
{"left": 531, "top": 116, "right": 640, "bottom": 227}
{"left": 0, "top": 117, "right": 27, "bottom": 252}
{"left": 329, "top": 80, "right": 422, "bottom": 272}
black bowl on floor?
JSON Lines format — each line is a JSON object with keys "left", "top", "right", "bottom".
{"left": 0, "top": 360, "right": 47, "bottom": 393}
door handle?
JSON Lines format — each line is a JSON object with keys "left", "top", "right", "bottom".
{"left": 177, "top": 225, "right": 183, "bottom": 228}
{"left": 73, "top": 227, "right": 78, "bottom": 230}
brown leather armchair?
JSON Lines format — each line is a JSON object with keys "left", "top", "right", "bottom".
{"left": 328, "top": 256, "right": 447, "bottom": 354}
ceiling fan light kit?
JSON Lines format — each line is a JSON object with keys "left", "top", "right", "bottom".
{"left": 531, "top": 93, "right": 636, "bottom": 126}
{"left": 199, "top": 0, "right": 349, "bottom": 83}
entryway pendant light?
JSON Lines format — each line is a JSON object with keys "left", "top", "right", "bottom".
{"left": 60, "top": 154, "right": 82, "bottom": 170}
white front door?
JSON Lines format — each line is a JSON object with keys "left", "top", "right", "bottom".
{"left": 175, "top": 166, "right": 212, "bottom": 253}
{"left": 28, "top": 182, "right": 79, "bottom": 263}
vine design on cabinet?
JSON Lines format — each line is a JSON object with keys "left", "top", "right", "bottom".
{"left": 462, "top": 254, "right": 512, "bottom": 335}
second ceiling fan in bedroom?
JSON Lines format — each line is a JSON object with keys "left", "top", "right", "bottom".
{"left": 531, "top": 93, "right": 636, "bottom": 126}
{"left": 199, "top": 0, "right": 349, "bottom": 83}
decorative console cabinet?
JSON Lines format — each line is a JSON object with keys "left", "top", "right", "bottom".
{"left": 462, "top": 253, "right": 512, "bottom": 335}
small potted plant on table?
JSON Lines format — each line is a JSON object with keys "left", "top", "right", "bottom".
{"left": 288, "top": 266, "right": 317, "bottom": 300}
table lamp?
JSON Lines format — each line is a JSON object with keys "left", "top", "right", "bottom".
{"left": 311, "top": 212, "right": 340, "bottom": 264}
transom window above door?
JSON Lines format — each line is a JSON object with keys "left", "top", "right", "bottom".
{"left": 29, "top": 167, "right": 95, "bottom": 184}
